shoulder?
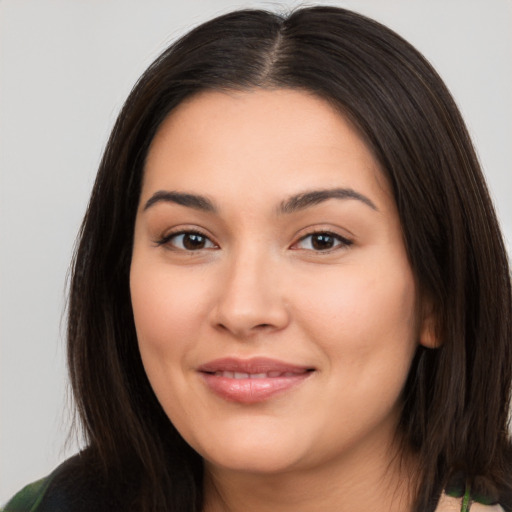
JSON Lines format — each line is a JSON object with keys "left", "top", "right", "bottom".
{"left": 2, "top": 452, "right": 115, "bottom": 512}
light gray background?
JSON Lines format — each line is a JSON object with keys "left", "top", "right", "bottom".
{"left": 1, "top": 0, "right": 511, "bottom": 504}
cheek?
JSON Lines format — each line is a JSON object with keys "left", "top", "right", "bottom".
{"left": 129, "top": 260, "right": 218, "bottom": 433}
{"left": 293, "top": 260, "right": 418, "bottom": 372}
{"left": 129, "top": 262, "right": 210, "bottom": 375}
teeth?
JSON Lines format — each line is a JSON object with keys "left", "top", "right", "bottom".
{"left": 213, "top": 371, "right": 300, "bottom": 379}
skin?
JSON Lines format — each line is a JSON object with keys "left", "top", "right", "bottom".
{"left": 130, "top": 89, "right": 435, "bottom": 512}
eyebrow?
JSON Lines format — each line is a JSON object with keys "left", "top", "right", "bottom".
{"left": 144, "top": 191, "right": 216, "bottom": 212}
{"left": 279, "top": 188, "right": 377, "bottom": 214}
{"left": 143, "top": 187, "right": 377, "bottom": 215}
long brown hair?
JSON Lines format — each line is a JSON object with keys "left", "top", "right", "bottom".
{"left": 67, "top": 6, "right": 512, "bottom": 511}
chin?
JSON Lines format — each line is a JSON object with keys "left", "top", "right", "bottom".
{"left": 205, "top": 452, "right": 303, "bottom": 475}
{"left": 194, "top": 430, "right": 310, "bottom": 475}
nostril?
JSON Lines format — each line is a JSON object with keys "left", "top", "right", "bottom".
{"left": 210, "top": 296, "right": 290, "bottom": 337}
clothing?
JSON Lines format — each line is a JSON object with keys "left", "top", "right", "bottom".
{"left": 2, "top": 454, "right": 117, "bottom": 512}
{"left": 2, "top": 455, "right": 508, "bottom": 512}
{"left": 437, "top": 493, "right": 505, "bottom": 512}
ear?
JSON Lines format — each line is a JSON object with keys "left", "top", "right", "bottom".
{"left": 418, "top": 299, "right": 439, "bottom": 348}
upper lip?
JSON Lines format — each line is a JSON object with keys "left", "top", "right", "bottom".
{"left": 198, "top": 357, "right": 314, "bottom": 374}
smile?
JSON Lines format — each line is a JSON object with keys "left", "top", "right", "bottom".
{"left": 212, "top": 371, "right": 304, "bottom": 379}
{"left": 198, "top": 358, "right": 315, "bottom": 403}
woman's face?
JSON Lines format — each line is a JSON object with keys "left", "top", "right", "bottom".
{"left": 130, "top": 89, "right": 430, "bottom": 476}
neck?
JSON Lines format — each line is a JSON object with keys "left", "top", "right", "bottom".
{"left": 202, "top": 435, "right": 419, "bottom": 512}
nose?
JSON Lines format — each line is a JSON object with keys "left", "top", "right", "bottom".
{"left": 209, "top": 249, "right": 290, "bottom": 339}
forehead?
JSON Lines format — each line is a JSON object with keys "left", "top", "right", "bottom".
{"left": 142, "top": 88, "right": 393, "bottom": 211}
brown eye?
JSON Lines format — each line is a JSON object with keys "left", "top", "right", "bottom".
{"left": 182, "top": 233, "right": 208, "bottom": 250}
{"left": 159, "top": 231, "right": 217, "bottom": 251}
{"left": 294, "top": 232, "right": 353, "bottom": 252}
{"left": 311, "top": 234, "right": 336, "bottom": 250}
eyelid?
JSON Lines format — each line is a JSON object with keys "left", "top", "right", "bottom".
{"left": 153, "top": 226, "right": 353, "bottom": 253}
{"left": 290, "top": 229, "right": 353, "bottom": 252}
{"left": 154, "top": 227, "right": 219, "bottom": 250}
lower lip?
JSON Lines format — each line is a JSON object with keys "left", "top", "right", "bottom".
{"left": 200, "top": 372, "right": 312, "bottom": 404}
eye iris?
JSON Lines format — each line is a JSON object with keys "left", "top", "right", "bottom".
{"left": 183, "top": 233, "right": 206, "bottom": 250}
{"left": 311, "top": 234, "right": 335, "bottom": 250}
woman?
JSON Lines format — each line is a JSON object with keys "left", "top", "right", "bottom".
{"left": 4, "top": 6, "right": 511, "bottom": 512}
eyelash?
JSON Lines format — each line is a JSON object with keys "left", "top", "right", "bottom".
{"left": 155, "top": 229, "right": 217, "bottom": 251}
{"left": 155, "top": 229, "right": 353, "bottom": 253}
{"left": 293, "top": 230, "right": 353, "bottom": 252}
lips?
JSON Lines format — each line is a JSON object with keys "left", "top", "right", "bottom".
{"left": 198, "top": 357, "right": 314, "bottom": 403}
